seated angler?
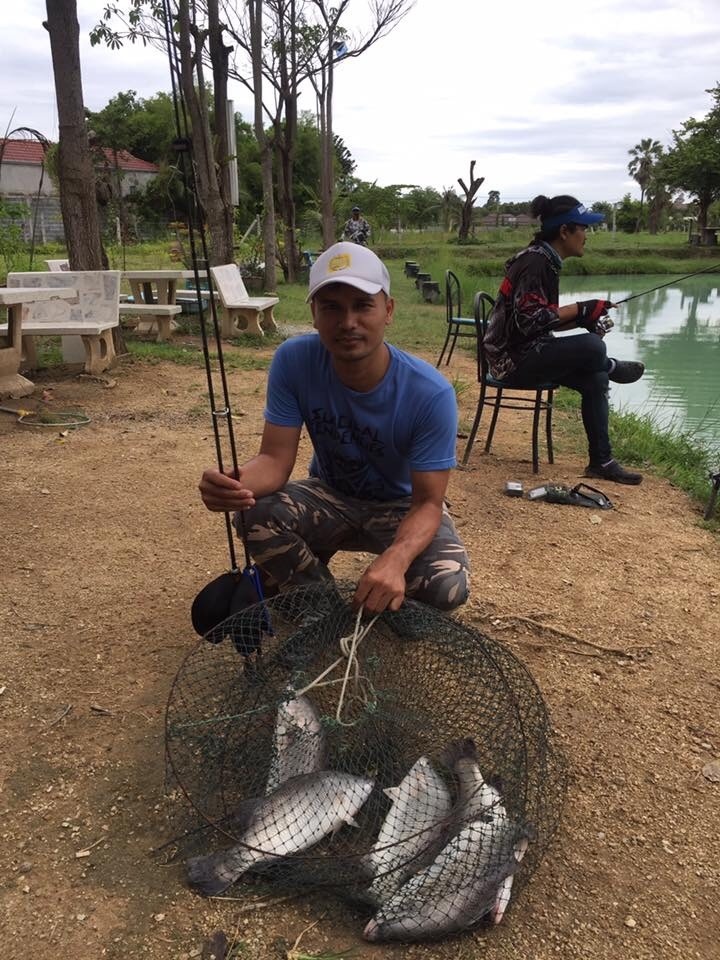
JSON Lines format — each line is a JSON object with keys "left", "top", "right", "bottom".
{"left": 484, "top": 194, "right": 645, "bottom": 485}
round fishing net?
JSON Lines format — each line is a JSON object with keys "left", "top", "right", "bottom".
{"left": 165, "top": 580, "right": 566, "bottom": 942}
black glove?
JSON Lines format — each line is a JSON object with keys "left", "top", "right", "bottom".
{"left": 576, "top": 299, "right": 613, "bottom": 330}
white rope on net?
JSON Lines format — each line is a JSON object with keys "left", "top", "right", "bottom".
{"left": 294, "top": 607, "right": 379, "bottom": 726}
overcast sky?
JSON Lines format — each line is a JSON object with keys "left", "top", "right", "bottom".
{"left": 3, "top": 0, "right": 719, "bottom": 206}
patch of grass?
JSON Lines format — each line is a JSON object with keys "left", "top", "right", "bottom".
{"left": 36, "top": 337, "right": 63, "bottom": 367}
{"left": 551, "top": 387, "right": 718, "bottom": 519}
{"left": 126, "top": 340, "right": 270, "bottom": 370}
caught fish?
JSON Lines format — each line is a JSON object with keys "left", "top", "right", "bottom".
{"left": 265, "top": 690, "right": 325, "bottom": 794}
{"left": 363, "top": 817, "right": 523, "bottom": 943}
{"left": 490, "top": 835, "right": 529, "bottom": 924}
{"left": 366, "top": 756, "right": 452, "bottom": 902}
{"left": 186, "top": 770, "right": 374, "bottom": 896}
{"left": 446, "top": 737, "right": 529, "bottom": 926}
{"left": 445, "top": 737, "right": 507, "bottom": 825}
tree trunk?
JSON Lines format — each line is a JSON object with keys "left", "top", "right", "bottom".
{"left": 457, "top": 161, "right": 484, "bottom": 242}
{"left": 248, "top": 0, "right": 277, "bottom": 291}
{"left": 177, "top": 0, "right": 232, "bottom": 266}
{"left": 276, "top": 0, "right": 300, "bottom": 281}
{"left": 207, "top": 0, "right": 236, "bottom": 264}
{"left": 44, "top": 0, "right": 104, "bottom": 270}
{"left": 320, "top": 42, "right": 336, "bottom": 247}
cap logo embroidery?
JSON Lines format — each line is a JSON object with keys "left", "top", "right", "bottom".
{"left": 328, "top": 253, "right": 351, "bottom": 273}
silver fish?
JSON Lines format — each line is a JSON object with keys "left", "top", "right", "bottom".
{"left": 490, "top": 835, "right": 529, "bottom": 924}
{"left": 265, "top": 690, "right": 325, "bottom": 794}
{"left": 364, "top": 816, "right": 522, "bottom": 942}
{"left": 448, "top": 737, "right": 508, "bottom": 825}
{"left": 366, "top": 756, "right": 452, "bottom": 902}
{"left": 187, "top": 770, "right": 374, "bottom": 896}
{"left": 447, "top": 739, "right": 528, "bottom": 925}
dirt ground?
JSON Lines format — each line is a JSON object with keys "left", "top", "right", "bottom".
{"left": 2, "top": 335, "right": 719, "bottom": 960}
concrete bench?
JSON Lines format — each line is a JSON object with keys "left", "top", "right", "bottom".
{"left": 5, "top": 271, "right": 121, "bottom": 377}
{"left": 118, "top": 303, "right": 182, "bottom": 342}
{"left": 210, "top": 264, "right": 279, "bottom": 337}
{"left": 45, "top": 259, "right": 70, "bottom": 272}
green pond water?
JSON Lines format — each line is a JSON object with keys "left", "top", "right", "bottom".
{"left": 478, "top": 274, "right": 720, "bottom": 453}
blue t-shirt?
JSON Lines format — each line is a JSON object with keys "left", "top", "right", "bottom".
{"left": 263, "top": 335, "right": 457, "bottom": 500}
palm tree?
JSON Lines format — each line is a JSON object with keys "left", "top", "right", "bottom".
{"left": 628, "top": 138, "right": 663, "bottom": 232}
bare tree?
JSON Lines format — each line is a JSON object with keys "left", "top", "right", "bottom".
{"left": 457, "top": 161, "right": 484, "bottom": 242}
{"left": 308, "top": 0, "right": 414, "bottom": 248}
{"left": 44, "top": 0, "right": 104, "bottom": 270}
{"left": 222, "top": 0, "right": 314, "bottom": 282}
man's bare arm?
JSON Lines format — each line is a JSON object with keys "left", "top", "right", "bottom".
{"left": 354, "top": 469, "right": 449, "bottom": 613}
{"left": 199, "top": 422, "right": 302, "bottom": 512}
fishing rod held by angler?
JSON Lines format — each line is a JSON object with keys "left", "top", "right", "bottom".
{"left": 613, "top": 261, "right": 720, "bottom": 305}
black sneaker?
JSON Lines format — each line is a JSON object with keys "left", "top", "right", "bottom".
{"left": 584, "top": 459, "right": 643, "bottom": 485}
{"left": 609, "top": 360, "right": 645, "bottom": 384}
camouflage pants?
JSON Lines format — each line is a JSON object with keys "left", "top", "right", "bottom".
{"left": 234, "top": 478, "right": 470, "bottom": 611}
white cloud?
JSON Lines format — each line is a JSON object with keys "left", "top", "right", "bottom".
{"left": 2, "top": 0, "right": 718, "bottom": 204}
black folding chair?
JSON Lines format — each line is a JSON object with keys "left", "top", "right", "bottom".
{"left": 462, "top": 291, "right": 557, "bottom": 474}
{"left": 436, "top": 269, "right": 476, "bottom": 367}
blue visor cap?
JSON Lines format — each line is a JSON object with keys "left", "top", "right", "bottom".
{"left": 541, "top": 203, "right": 605, "bottom": 231}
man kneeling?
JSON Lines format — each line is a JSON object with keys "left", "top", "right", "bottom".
{"left": 198, "top": 242, "right": 470, "bottom": 616}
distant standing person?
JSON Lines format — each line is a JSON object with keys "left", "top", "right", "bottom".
{"left": 343, "top": 206, "right": 371, "bottom": 246}
{"left": 483, "top": 194, "right": 645, "bottom": 484}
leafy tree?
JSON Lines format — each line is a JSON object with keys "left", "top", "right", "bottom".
{"left": 627, "top": 137, "right": 663, "bottom": 231}
{"left": 614, "top": 193, "right": 642, "bottom": 233}
{"left": 438, "top": 188, "right": 462, "bottom": 232}
{"left": 661, "top": 85, "right": 720, "bottom": 231}
{"left": 401, "top": 187, "right": 443, "bottom": 230}
{"left": 487, "top": 189, "right": 500, "bottom": 225}
{"left": 92, "top": 0, "right": 236, "bottom": 266}
{"left": 86, "top": 90, "right": 178, "bottom": 164}
{"left": 591, "top": 201, "right": 613, "bottom": 220}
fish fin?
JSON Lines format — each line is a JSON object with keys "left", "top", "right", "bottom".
{"left": 514, "top": 836, "right": 530, "bottom": 861}
{"left": 439, "top": 736, "right": 478, "bottom": 769}
{"left": 185, "top": 851, "right": 237, "bottom": 897}
{"left": 491, "top": 875, "right": 514, "bottom": 924}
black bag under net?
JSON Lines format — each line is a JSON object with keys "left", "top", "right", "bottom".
{"left": 165, "top": 580, "right": 566, "bottom": 943}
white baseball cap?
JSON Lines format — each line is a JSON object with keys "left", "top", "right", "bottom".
{"left": 307, "top": 242, "right": 391, "bottom": 302}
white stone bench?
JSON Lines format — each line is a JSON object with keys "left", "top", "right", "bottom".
{"left": 5, "top": 271, "right": 121, "bottom": 376}
{"left": 118, "top": 303, "right": 182, "bottom": 342}
{"left": 210, "top": 264, "right": 279, "bottom": 337}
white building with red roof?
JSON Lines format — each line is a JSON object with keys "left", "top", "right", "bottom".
{"left": 0, "top": 138, "right": 159, "bottom": 197}
{"left": 0, "top": 138, "right": 159, "bottom": 242}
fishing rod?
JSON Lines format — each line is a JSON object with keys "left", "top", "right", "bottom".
{"left": 160, "top": 0, "right": 270, "bottom": 659}
{"left": 613, "top": 261, "right": 720, "bottom": 305}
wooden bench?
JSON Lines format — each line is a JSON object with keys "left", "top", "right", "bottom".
{"left": 118, "top": 303, "right": 182, "bottom": 342}
{"left": 5, "top": 271, "right": 121, "bottom": 377}
{"left": 210, "top": 264, "right": 280, "bottom": 337}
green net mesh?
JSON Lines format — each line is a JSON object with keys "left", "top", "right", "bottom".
{"left": 164, "top": 580, "right": 566, "bottom": 942}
